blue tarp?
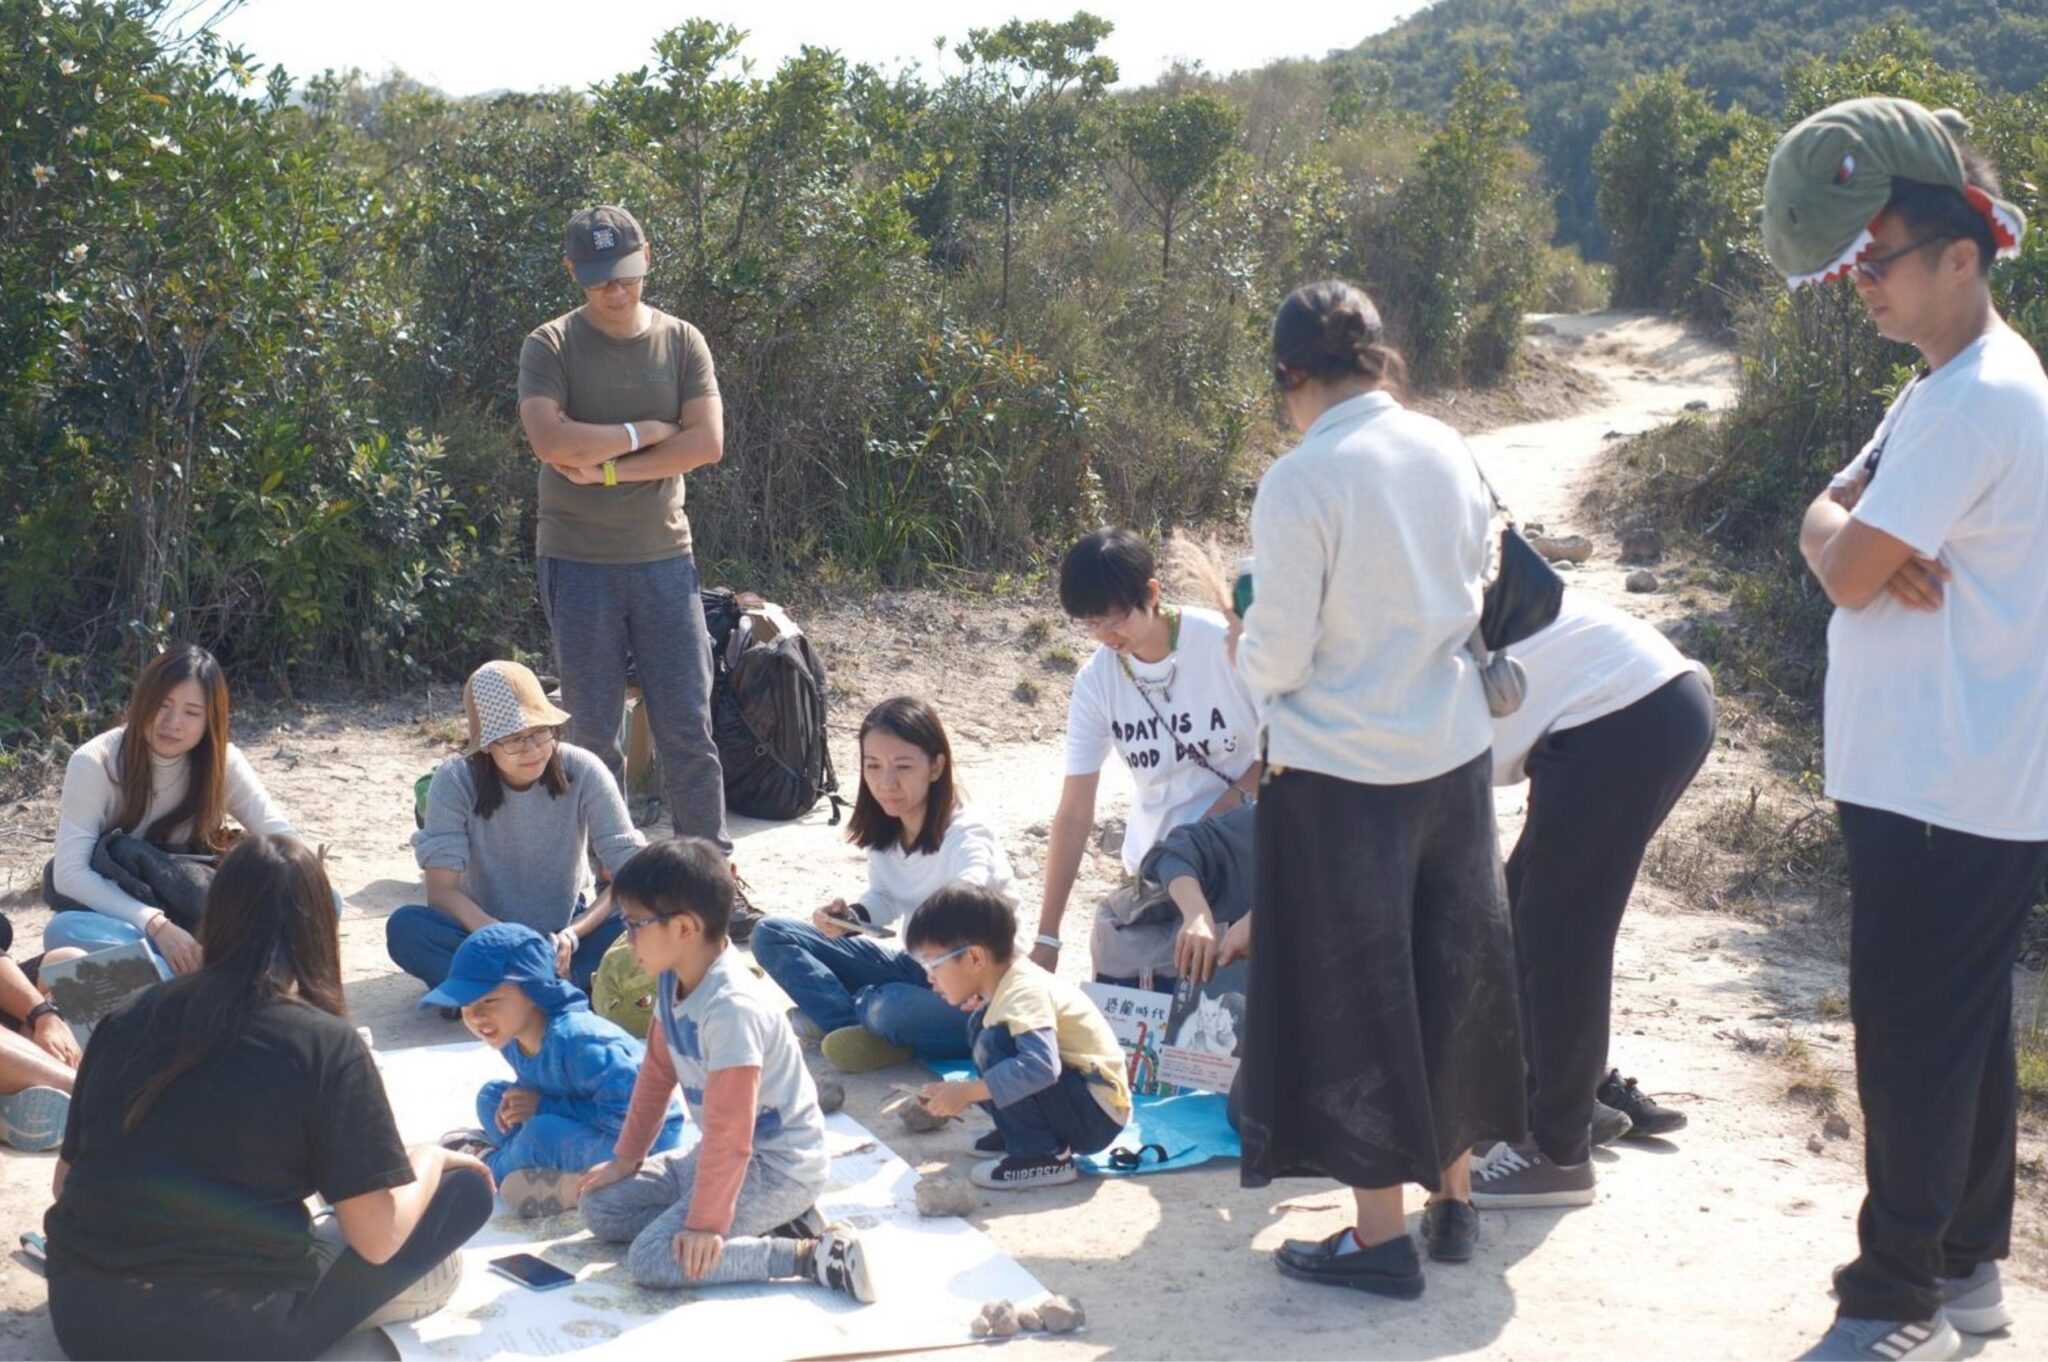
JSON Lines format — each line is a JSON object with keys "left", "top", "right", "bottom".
{"left": 925, "top": 1060, "right": 1241, "bottom": 1177}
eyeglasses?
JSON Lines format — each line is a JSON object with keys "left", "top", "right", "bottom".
{"left": 583, "top": 277, "right": 641, "bottom": 295}
{"left": 1853, "top": 236, "right": 1952, "bottom": 283}
{"left": 492, "top": 728, "right": 556, "bottom": 757}
{"left": 915, "top": 945, "right": 972, "bottom": 976}
{"left": 620, "top": 913, "right": 663, "bottom": 935}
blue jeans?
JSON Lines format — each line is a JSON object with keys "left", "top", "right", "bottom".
{"left": 386, "top": 907, "right": 624, "bottom": 995}
{"left": 970, "top": 1012, "right": 1127, "bottom": 1158}
{"left": 538, "top": 553, "right": 731, "bottom": 854}
{"left": 43, "top": 890, "right": 342, "bottom": 966}
{"left": 750, "top": 918, "right": 972, "bottom": 1058}
{"left": 473, "top": 1079, "right": 679, "bottom": 1181}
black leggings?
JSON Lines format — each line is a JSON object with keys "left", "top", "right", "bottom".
{"left": 1508, "top": 672, "right": 1715, "bottom": 1165}
{"left": 49, "top": 1168, "right": 493, "bottom": 1361}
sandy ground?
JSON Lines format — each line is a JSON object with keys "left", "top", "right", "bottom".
{"left": 2, "top": 310, "right": 2043, "bottom": 1360}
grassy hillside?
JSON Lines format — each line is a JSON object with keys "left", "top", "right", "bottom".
{"left": 1346, "top": 0, "right": 2048, "bottom": 251}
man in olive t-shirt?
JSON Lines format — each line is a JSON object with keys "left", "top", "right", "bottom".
{"left": 516, "top": 205, "right": 731, "bottom": 856}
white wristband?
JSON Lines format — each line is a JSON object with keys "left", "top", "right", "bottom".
{"left": 1035, "top": 933, "right": 1062, "bottom": 951}
{"left": 623, "top": 420, "right": 640, "bottom": 453}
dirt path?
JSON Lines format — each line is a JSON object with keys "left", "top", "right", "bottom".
{"left": 2, "top": 312, "right": 2042, "bottom": 1360}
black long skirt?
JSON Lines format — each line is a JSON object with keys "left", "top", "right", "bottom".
{"left": 1238, "top": 751, "right": 1527, "bottom": 1191}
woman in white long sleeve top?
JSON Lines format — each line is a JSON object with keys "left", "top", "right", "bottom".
{"left": 1232, "top": 280, "right": 1524, "bottom": 1298}
{"left": 750, "top": 697, "right": 1015, "bottom": 1071}
{"left": 42, "top": 645, "right": 302, "bottom": 975}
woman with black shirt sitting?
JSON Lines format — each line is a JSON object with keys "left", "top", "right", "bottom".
{"left": 44, "top": 835, "right": 494, "bottom": 1361}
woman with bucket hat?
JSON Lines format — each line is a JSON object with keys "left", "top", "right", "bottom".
{"left": 385, "top": 661, "right": 645, "bottom": 1003}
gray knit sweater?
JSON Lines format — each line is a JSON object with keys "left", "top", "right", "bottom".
{"left": 411, "top": 743, "right": 643, "bottom": 932}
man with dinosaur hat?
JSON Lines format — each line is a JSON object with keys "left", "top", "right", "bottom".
{"left": 1764, "top": 96, "right": 2048, "bottom": 1361}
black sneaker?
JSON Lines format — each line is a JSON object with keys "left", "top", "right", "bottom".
{"left": 1597, "top": 1069, "right": 1688, "bottom": 1136}
{"left": 1590, "top": 1098, "right": 1634, "bottom": 1146}
{"left": 1420, "top": 1199, "right": 1478, "bottom": 1264}
{"left": 970, "top": 1152, "right": 1075, "bottom": 1190}
{"left": 767, "top": 1205, "right": 831, "bottom": 1240}
{"left": 1275, "top": 1229, "right": 1424, "bottom": 1299}
{"left": 973, "top": 1129, "right": 1006, "bottom": 1154}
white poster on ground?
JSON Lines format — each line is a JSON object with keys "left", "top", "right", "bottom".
{"left": 374, "top": 1042, "right": 1045, "bottom": 1362}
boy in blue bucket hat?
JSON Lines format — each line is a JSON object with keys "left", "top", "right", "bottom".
{"left": 425, "top": 922, "right": 682, "bottom": 1217}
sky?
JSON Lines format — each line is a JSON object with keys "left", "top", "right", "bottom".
{"left": 207, "top": 0, "right": 1437, "bottom": 97}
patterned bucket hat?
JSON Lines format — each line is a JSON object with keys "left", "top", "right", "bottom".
{"left": 462, "top": 660, "right": 570, "bottom": 753}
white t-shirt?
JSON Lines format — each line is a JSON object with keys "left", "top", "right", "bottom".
{"left": 1492, "top": 595, "right": 1710, "bottom": 786}
{"left": 1063, "top": 607, "right": 1260, "bottom": 873}
{"left": 1825, "top": 323, "right": 2048, "bottom": 840}
{"left": 1237, "top": 391, "right": 1494, "bottom": 785}
{"left": 857, "top": 801, "right": 1015, "bottom": 929}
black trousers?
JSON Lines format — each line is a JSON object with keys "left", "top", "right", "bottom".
{"left": 49, "top": 1168, "right": 493, "bottom": 1361}
{"left": 1832, "top": 803, "right": 2048, "bottom": 1323}
{"left": 1508, "top": 672, "right": 1715, "bottom": 1165}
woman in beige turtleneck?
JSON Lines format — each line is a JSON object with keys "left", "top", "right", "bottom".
{"left": 43, "top": 644, "right": 300, "bottom": 975}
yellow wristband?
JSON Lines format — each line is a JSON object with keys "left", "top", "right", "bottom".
{"left": 602, "top": 460, "right": 618, "bottom": 487}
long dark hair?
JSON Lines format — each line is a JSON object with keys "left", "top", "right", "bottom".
{"left": 467, "top": 742, "right": 569, "bottom": 819}
{"left": 1271, "top": 279, "right": 1408, "bottom": 398}
{"left": 113, "top": 644, "right": 232, "bottom": 852}
{"left": 846, "top": 697, "right": 958, "bottom": 857}
{"left": 123, "top": 835, "right": 346, "bottom": 1132}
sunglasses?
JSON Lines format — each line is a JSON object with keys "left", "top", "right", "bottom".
{"left": 915, "top": 944, "right": 972, "bottom": 976}
{"left": 1853, "top": 235, "right": 1952, "bottom": 283}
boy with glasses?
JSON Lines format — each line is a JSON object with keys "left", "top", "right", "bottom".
{"left": 1764, "top": 97, "right": 2048, "bottom": 1361}
{"left": 579, "top": 838, "right": 875, "bottom": 1302}
{"left": 911, "top": 884, "right": 1132, "bottom": 1189}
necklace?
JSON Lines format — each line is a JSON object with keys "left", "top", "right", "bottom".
{"left": 1117, "top": 606, "right": 1180, "bottom": 704}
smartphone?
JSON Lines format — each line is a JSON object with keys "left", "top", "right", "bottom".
{"left": 840, "top": 916, "right": 897, "bottom": 939}
{"left": 487, "top": 1252, "right": 575, "bottom": 1291}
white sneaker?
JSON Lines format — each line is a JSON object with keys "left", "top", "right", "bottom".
{"left": 361, "top": 1252, "right": 465, "bottom": 1330}
{"left": 1941, "top": 1261, "right": 2013, "bottom": 1336}
{"left": 811, "top": 1224, "right": 876, "bottom": 1303}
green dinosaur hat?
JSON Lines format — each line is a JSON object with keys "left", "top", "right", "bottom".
{"left": 1761, "top": 96, "right": 2025, "bottom": 289}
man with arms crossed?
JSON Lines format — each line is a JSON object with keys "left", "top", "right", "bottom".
{"left": 519, "top": 206, "right": 755, "bottom": 932}
{"left": 1766, "top": 99, "right": 2048, "bottom": 1361}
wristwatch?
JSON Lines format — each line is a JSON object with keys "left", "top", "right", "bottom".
{"left": 24, "top": 999, "right": 62, "bottom": 1027}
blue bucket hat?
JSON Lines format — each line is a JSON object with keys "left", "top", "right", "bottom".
{"left": 419, "top": 922, "right": 588, "bottom": 1016}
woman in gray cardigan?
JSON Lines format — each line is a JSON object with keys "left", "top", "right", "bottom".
{"left": 386, "top": 661, "right": 644, "bottom": 1005}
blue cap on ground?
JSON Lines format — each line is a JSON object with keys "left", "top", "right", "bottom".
{"left": 418, "top": 922, "right": 587, "bottom": 1015}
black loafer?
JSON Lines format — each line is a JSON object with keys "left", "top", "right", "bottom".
{"left": 1421, "top": 1199, "right": 1478, "bottom": 1263}
{"left": 1275, "top": 1230, "right": 1424, "bottom": 1299}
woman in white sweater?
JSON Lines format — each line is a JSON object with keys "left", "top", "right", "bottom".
{"left": 751, "top": 697, "right": 1014, "bottom": 1072}
{"left": 1232, "top": 281, "right": 1524, "bottom": 1297}
{"left": 42, "top": 645, "right": 301, "bottom": 975}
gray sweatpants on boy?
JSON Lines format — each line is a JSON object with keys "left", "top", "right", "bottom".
{"left": 581, "top": 1148, "right": 822, "bottom": 1287}
{"left": 538, "top": 554, "right": 732, "bottom": 853}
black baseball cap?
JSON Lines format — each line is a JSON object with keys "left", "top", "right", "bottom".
{"left": 564, "top": 205, "right": 649, "bottom": 287}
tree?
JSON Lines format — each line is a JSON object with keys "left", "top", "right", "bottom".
{"left": 1595, "top": 68, "right": 1747, "bottom": 308}
{"left": 1113, "top": 91, "right": 1243, "bottom": 274}
{"left": 951, "top": 12, "right": 1117, "bottom": 324}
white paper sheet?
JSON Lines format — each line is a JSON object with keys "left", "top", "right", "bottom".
{"left": 374, "top": 1042, "right": 1045, "bottom": 1362}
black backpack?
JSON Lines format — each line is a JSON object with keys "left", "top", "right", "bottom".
{"left": 701, "top": 589, "right": 844, "bottom": 824}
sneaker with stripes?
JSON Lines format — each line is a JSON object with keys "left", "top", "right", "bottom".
{"left": 809, "top": 1224, "right": 877, "bottom": 1302}
{"left": 1796, "top": 1315, "right": 1960, "bottom": 1361}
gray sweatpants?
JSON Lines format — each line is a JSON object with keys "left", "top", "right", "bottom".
{"left": 580, "top": 1148, "right": 822, "bottom": 1288}
{"left": 538, "top": 554, "right": 732, "bottom": 854}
